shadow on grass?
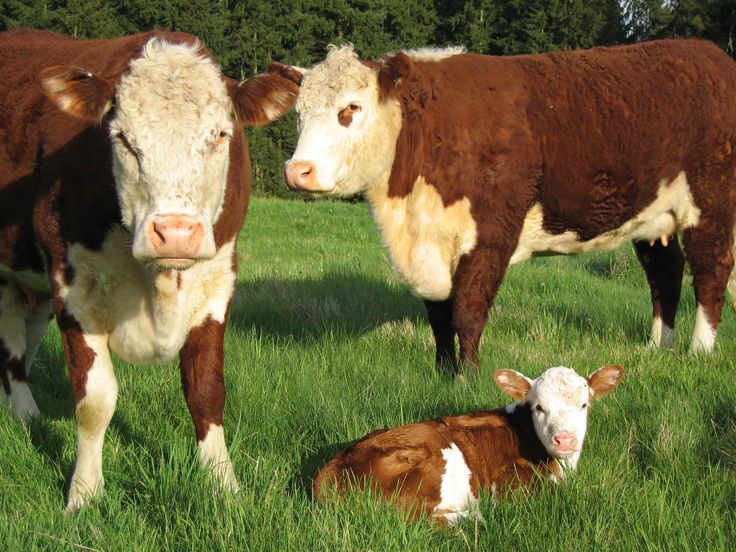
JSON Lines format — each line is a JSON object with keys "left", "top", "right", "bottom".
{"left": 291, "top": 439, "right": 355, "bottom": 499}
{"left": 230, "top": 272, "right": 426, "bottom": 341}
{"left": 703, "top": 400, "right": 736, "bottom": 473}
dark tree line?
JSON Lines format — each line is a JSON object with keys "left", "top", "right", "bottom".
{"left": 2, "top": 0, "right": 734, "bottom": 195}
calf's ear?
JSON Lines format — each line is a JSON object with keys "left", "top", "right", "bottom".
{"left": 39, "top": 66, "right": 114, "bottom": 123}
{"left": 228, "top": 64, "right": 303, "bottom": 127}
{"left": 587, "top": 364, "right": 624, "bottom": 400}
{"left": 493, "top": 369, "right": 532, "bottom": 401}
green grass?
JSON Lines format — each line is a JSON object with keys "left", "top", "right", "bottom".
{"left": 1, "top": 197, "right": 734, "bottom": 551}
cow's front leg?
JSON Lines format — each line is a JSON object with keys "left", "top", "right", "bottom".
{"left": 179, "top": 317, "right": 239, "bottom": 492}
{"left": 423, "top": 298, "right": 458, "bottom": 374}
{"left": 452, "top": 247, "right": 511, "bottom": 376}
{"left": 60, "top": 320, "right": 118, "bottom": 512}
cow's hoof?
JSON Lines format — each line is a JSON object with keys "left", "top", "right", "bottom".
{"left": 65, "top": 477, "right": 104, "bottom": 513}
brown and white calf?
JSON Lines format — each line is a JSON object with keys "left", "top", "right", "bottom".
{"left": 314, "top": 364, "right": 623, "bottom": 522}
{"left": 0, "top": 29, "right": 297, "bottom": 511}
{"left": 278, "top": 40, "right": 736, "bottom": 374}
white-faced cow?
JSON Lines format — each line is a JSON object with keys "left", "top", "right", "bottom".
{"left": 278, "top": 41, "right": 736, "bottom": 374}
{"left": 0, "top": 29, "right": 297, "bottom": 511}
{"left": 314, "top": 364, "right": 623, "bottom": 522}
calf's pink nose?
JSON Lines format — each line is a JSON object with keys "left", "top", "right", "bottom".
{"left": 552, "top": 433, "right": 578, "bottom": 450}
{"left": 284, "top": 160, "right": 317, "bottom": 190}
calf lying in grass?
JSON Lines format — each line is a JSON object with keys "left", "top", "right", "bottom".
{"left": 314, "top": 364, "right": 623, "bottom": 522}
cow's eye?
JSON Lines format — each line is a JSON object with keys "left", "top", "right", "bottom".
{"left": 347, "top": 103, "right": 361, "bottom": 112}
{"left": 535, "top": 404, "right": 545, "bottom": 414}
{"left": 581, "top": 402, "right": 588, "bottom": 409}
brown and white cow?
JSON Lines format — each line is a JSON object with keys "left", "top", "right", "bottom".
{"left": 314, "top": 364, "right": 623, "bottom": 522}
{"left": 0, "top": 29, "right": 297, "bottom": 511}
{"left": 279, "top": 41, "right": 736, "bottom": 374}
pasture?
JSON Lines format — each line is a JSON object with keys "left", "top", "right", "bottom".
{"left": 1, "top": 197, "right": 734, "bottom": 550}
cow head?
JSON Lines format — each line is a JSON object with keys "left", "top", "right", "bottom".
{"left": 494, "top": 365, "right": 623, "bottom": 464}
{"left": 280, "top": 45, "right": 405, "bottom": 195}
{"left": 40, "top": 38, "right": 297, "bottom": 270}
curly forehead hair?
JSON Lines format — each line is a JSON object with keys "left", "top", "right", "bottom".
{"left": 297, "top": 44, "right": 379, "bottom": 112}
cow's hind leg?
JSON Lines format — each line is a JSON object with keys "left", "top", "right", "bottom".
{"left": 180, "top": 318, "right": 239, "bottom": 492}
{"left": 0, "top": 278, "right": 42, "bottom": 422}
{"left": 424, "top": 298, "right": 457, "bottom": 374}
{"left": 682, "top": 220, "right": 734, "bottom": 353}
{"left": 634, "top": 237, "right": 685, "bottom": 349}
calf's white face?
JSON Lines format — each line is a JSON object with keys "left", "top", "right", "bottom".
{"left": 40, "top": 38, "right": 298, "bottom": 271}
{"left": 283, "top": 46, "right": 401, "bottom": 196}
{"left": 494, "top": 365, "right": 623, "bottom": 460}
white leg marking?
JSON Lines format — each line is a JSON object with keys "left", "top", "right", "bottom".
{"left": 66, "top": 335, "right": 118, "bottom": 513}
{"left": 649, "top": 316, "right": 674, "bottom": 349}
{"left": 433, "top": 443, "right": 477, "bottom": 522}
{"left": 690, "top": 304, "right": 717, "bottom": 353}
{"left": 7, "top": 378, "right": 40, "bottom": 422}
{"left": 198, "top": 423, "right": 239, "bottom": 492}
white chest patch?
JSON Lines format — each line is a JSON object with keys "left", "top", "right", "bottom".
{"left": 368, "top": 175, "right": 477, "bottom": 301}
{"left": 56, "top": 226, "right": 236, "bottom": 363}
{"left": 510, "top": 171, "right": 700, "bottom": 264}
{"left": 434, "top": 442, "right": 477, "bottom": 521}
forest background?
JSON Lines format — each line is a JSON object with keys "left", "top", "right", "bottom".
{"left": 2, "top": 0, "right": 734, "bottom": 196}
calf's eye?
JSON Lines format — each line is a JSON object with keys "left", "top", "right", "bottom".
{"left": 535, "top": 404, "right": 545, "bottom": 413}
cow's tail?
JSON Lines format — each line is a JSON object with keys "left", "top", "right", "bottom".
{"left": 729, "top": 224, "right": 736, "bottom": 312}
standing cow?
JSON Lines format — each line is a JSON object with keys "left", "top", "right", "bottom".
{"left": 0, "top": 29, "right": 297, "bottom": 511}
{"left": 279, "top": 40, "right": 736, "bottom": 374}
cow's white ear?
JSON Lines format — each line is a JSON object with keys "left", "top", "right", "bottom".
{"left": 39, "top": 66, "right": 113, "bottom": 123}
{"left": 493, "top": 369, "right": 532, "bottom": 401}
{"left": 587, "top": 364, "right": 623, "bottom": 400}
{"left": 228, "top": 64, "right": 302, "bottom": 127}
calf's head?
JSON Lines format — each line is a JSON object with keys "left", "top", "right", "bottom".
{"left": 40, "top": 38, "right": 297, "bottom": 270}
{"left": 494, "top": 365, "right": 623, "bottom": 461}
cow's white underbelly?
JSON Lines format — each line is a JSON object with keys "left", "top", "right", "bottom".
{"left": 510, "top": 171, "right": 701, "bottom": 264}
{"left": 368, "top": 175, "right": 478, "bottom": 301}
{"left": 56, "top": 226, "right": 235, "bottom": 363}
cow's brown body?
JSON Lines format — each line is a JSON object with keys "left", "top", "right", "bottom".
{"left": 284, "top": 40, "right": 736, "bottom": 371}
{"left": 0, "top": 29, "right": 296, "bottom": 510}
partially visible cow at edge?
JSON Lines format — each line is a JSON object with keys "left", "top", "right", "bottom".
{"left": 314, "top": 364, "right": 623, "bottom": 522}
{"left": 0, "top": 29, "right": 297, "bottom": 511}
{"left": 278, "top": 40, "right": 736, "bottom": 374}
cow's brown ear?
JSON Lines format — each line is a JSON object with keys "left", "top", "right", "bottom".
{"left": 267, "top": 62, "right": 305, "bottom": 86}
{"left": 39, "top": 66, "right": 114, "bottom": 123}
{"left": 587, "top": 364, "right": 623, "bottom": 400}
{"left": 493, "top": 369, "right": 532, "bottom": 401}
{"left": 229, "top": 69, "right": 301, "bottom": 127}
{"left": 377, "top": 52, "right": 413, "bottom": 101}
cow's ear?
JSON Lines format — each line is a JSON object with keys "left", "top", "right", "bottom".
{"left": 587, "top": 364, "right": 623, "bottom": 401}
{"left": 493, "top": 369, "right": 532, "bottom": 401}
{"left": 39, "top": 66, "right": 114, "bottom": 123}
{"left": 377, "top": 52, "right": 413, "bottom": 101}
{"left": 228, "top": 64, "right": 302, "bottom": 127}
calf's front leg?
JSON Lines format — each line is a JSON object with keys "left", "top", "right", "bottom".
{"left": 179, "top": 317, "right": 239, "bottom": 492}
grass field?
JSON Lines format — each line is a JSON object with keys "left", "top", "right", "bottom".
{"left": 1, "top": 197, "right": 734, "bottom": 551}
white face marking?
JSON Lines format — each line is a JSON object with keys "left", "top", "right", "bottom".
{"left": 289, "top": 45, "right": 402, "bottom": 195}
{"left": 527, "top": 367, "right": 590, "bottom": 465}
{"left": 433, "top": 443, "right": 477, "bottom": 521}
{"left": 691, "top": 303, "right": 717, "bottom": 353}
{"left": 66, "top": 334, "right": 118, "bottom": 513}
{"left": 368, "top": 175, "right": 478, "bottom": 301}
{"left": 198, "top": 423, "right": 239, "bottom": 492}
{"left": 650, "top": 316, "right": 675, "bottom": 349}
{"left": 510, "top": 171, "right": 700, "bottom": 264}
{"left": 109, "top": 39, "right": 234, "bottom": 262}
{"left": 58, "top": 229, "right": 236, "bottom": 364}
